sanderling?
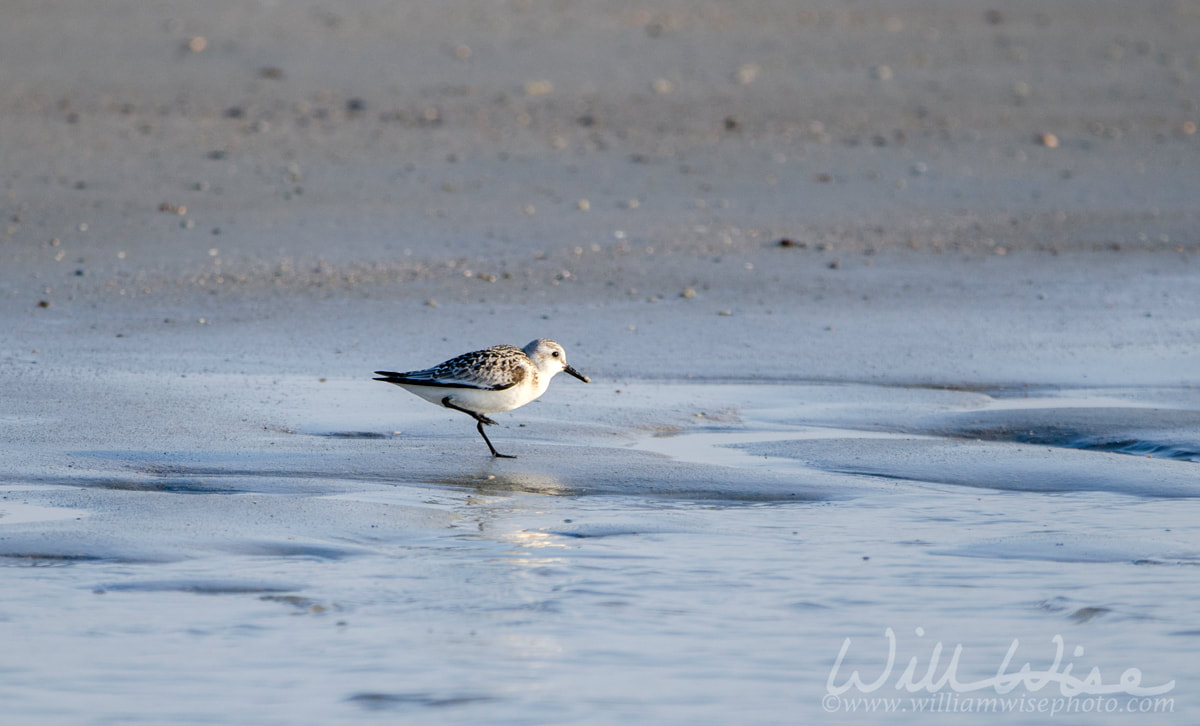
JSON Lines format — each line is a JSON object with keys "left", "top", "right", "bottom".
{"left": 374, "top": 339, "right": 590, "bottom": 458}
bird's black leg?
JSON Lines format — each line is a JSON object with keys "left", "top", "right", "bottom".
{"left": 442, "top": 397, "right": 515, "bottom": 458}
{"left": 441, "top": 396, "right": 496, "bottom": 425}
{"left": 475, "top": 420, "right": 515, "bottom": 459}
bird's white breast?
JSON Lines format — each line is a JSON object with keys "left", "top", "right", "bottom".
{"left": 395, "top": 377, "right": 540, "bottom": 414}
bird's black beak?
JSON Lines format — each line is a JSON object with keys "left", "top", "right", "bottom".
{"left": 564, "top": 364, "right": 590, "bottom": 383}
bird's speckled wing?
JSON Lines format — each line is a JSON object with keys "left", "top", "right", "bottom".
{"left": 374, "top": 345, "right": 529, "bottom": 391}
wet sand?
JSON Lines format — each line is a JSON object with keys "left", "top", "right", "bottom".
{"left": 2, "top": 1, "right": 1199, "bottom": 723}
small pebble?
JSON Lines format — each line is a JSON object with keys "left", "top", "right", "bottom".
{"left": 651, "top": 78, "right": 674, "bottom": 95}
{"left": 1182, "top": 121, "right": 1197, "bottom": 135}
{"left": 681, "top": 287, "right": 696, "bottom": 299}
{"left": 735, "top": 63, "right": 761, "bottom": 85}
{"left": 577, "top": 199, "right": 590, "bottom": 211}
{"left": 524, "top": 80, "right": 553, "bottom": 96}
{"left": 871, "top": 64, "right": 893, "bottom": 80}
{"left": 717, "top": 309, "right": 732, "bottom": 316}
{"left": 1038, "top": 133, "right": 1060, "bottom": 148}
{"left": 187, "top": 36, "right": 207, "bottom": 53}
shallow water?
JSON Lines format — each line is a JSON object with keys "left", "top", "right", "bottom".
{"left": 1, "top": 381, "right": 1197, "bottom": 724}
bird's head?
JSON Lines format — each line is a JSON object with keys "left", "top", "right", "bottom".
{"left": 524, "top": 339, "right": 590, "bottom": 383}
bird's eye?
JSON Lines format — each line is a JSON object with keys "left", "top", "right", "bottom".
{"left": 551, "top": 351, "right": 560, "bottom": 357}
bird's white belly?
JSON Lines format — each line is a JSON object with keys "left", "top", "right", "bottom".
{"left": 398, "top": 381, "right": 539, "bottom": 414}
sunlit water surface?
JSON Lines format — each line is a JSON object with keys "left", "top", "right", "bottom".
{"left": 1, "top": 383, "right": 1197, "bottom": 724}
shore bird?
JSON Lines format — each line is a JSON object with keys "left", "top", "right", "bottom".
{"left": 374, "top": 339, "right": 590, "bottom": 458}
